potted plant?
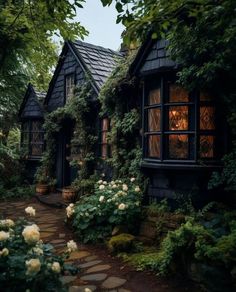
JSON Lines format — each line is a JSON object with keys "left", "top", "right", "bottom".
{"left": 35, "top": 167, "right": 50, "bottom": 195}
{"left": 62, "top": 186, "right": 77, "bottom": 203}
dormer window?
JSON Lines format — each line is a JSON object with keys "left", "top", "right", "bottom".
{"left": 143, "top": 76, "right": 218, "bottom": 163}
{"left": 65, "top": 74, "right": 75, "bottom": 101}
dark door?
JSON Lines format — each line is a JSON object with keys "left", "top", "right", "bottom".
{"left": 56, "top": 122, "right": 73, "bottom": 189}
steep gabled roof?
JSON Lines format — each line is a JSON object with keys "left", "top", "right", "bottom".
{"left": 129, "top": 38, "right": 177, "bottom": 76}
{"left": 71, "top": 40, "right": 123, "bottom": 91}
{"left": 19, "top": 83, "right": 45, "bottom": 119}
{"left": 45, "top": 40, "right": 123, "bottom": 105}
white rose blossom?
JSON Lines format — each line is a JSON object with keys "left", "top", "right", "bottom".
{"left": 31, "top": 247, "right": 43, "bottom": 255}
{"left": 99, "top": 184, "right": 105, "bottom": 190}
{"left": 130, "top": 177, "right": 136, "bottom": 182}
{"left": 122, "top": 184, "right": 128, "bottom": 191}
{"left": 135, "top": 186, "right": 141, "bottom": 193}
{"left": 51, "top": 261, "right": 61, "bottom": 273}
{"left": 0, "top": 231, "right": 10, "bottom": 241}
{"left": 66, "top": 204, "right": 75, "bottom": 218}
{"left": 99, "top": 195, "right": 105, "bottom": 202}
{"left": 103, "top": 181, "right": 107, "bottom": 185}
{"left": 25, "top": 206, "right": 36, "bottom": 217}
{"left": 118, "top": 203, "right": 126, "bottom": 210}
{"left": 0, "top": 248, "right": 9, "bottom": 257}
{"left": 112, "top": 184, "right": 117, "bottom": 189}
{"left": 22, "top": 224, "right": 40, "bottom": 245}
{"left": 67, "top": 240, "right": 77, "bottom": 252}
{"left": 84, "top": 288, "right": 92, "bottom": 292}
{"left": 0, "top": 219, "right": 14, "bottom": 228}
{"left": 25, "top": 258, "right": 41, "bottom": 275}
{"left": 98, "top": 180, "right": 103, "bottom": 184}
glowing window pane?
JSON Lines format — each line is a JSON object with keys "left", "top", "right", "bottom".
{"left": 200, "top": 136, "right": 214, "bottom": 158}
{"left": 148, "top": 135, "right": 160, "bottom": 158}
{"left": 200, "top": 106, "right": 215, "bottom": 130}
{"left": 149, "top": 88, "right": 160, "bottom": 105}
{"left": 168, "top": 135, "right": 188, "bottom": 159}
{"left": 148, "top": 108, "right": 161, "bottom": 131}
{"left": 169, "top": 84, "right": 188, "bottom": 102}
{"left": 169, "top": 106, "right": 188, "bottom": 130}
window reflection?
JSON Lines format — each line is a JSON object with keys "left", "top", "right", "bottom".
{"left": 148, "top": 135, "right": 160, "bottom": 158}
{"left": 168, "top": 135, "right": 188, "bottom": 159}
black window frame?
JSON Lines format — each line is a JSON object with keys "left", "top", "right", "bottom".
{"left": 21, "top": 119, "right": 44, "bottom": 159}
{"left": 142, "top": 74, "right": 219, "bottom": 165}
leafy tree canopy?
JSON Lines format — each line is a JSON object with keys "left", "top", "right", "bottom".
{"left": 0, "top": 0, "right": 88, "bottom": 140}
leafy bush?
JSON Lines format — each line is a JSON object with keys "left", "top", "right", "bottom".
{"left": 68, "top": 178, "right": 142, "bottom": 243}
{"left": 0, "top": 185, "right": 35, "bottom": 201}
{"left": 0, "top": 206, "right": 78, "bottom": 291}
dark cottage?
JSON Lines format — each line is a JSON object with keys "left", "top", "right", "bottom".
{"left": 19, "top": 40, "right": 122, "bottom": 188}
{"left": 130, "top": 38, "right": 229, "bottom": 204}
{"left": 18, "top": 83, "right": 45, "bottom": 181}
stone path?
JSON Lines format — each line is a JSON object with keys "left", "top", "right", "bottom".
{"left": 0, "top": 198, "right": 198, "bottom": 292}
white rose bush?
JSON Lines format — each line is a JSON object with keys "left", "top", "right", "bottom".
{"left": 69, "top": 178, "right": 142, "bottom": 243}
{"left": 0, "top": 207, "right": 78, "bottom": 291}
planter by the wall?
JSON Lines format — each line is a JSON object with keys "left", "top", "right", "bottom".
{"left": 36, "top": 184, "right": 49, "bottom": 195}
{"left": 62, "top": 187, "right": 77, "bottom": 203}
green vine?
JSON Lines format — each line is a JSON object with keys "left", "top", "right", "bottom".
{"left": 99, "top": 50, "right": 143, "bottom": 181}
{"left": 36, "top": 76, "right": 98, "bottom": 193}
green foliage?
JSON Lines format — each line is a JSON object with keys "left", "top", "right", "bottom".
{"left": 69, "top": 178, "right": 142, "bottom": 243}
{"left": 0, "top": 185, "right": 34, "bottom": 201}
{"left": 108, "top": 233, "right": 135, "bottom": 253}
{"left": 99, "top": 51, "right": 143, "bottom": 181}
{"left": 146, "top": 199, "right": 170, "bottom": 216}
{"left": 0, "top": 0, "right": 88, "bottom": 140}
{"left": 0, "top": 212, "right": 76, "bottom": 291}
{"left": 209, "top": 149, "right": 236, "bottom": 191}
{"left": 37, "top": 77, "right": 97, "bottom": 191}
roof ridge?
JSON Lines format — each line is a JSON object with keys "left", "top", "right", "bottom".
{"left": 73, "top": 40, "right": 122, "bottom": 56}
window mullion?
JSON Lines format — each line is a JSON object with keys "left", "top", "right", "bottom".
{"left": 160, "top": 77, "right": 164, "bottom": 162}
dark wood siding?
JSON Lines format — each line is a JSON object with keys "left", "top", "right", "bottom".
{"left": 47, "top": 49, "right": 85, "bottom": 112}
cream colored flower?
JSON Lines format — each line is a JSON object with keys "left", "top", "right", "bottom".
{"left": 85, "top": 212, "right": 89, "bottom": 217}
{"left": 25, "top": 206, "right": 36, "bottom": 217}
{"left": 98, "top": 180, "right": 103, "bottom": 184}
{"left": 51, "top": 261, "right": 61, "bottom": 273}
{"left": 118, "top": 203, "right": 126, "bottom": 210}
{"left": 99, "top": 195, "right": 105, "bottom": 202}
{"left": 0, "top": 219, "right": 14, "bottom": 228}
{"left": 32, "top": 247, "right": 43, "bottom": 255}
{"left": 130, "top": 177, "right": 136, "bottom": 182}
{"left": 84, "top": 288, "right": 92, "bottom": 292}
{"left": 25, "top": 258, "right": 41, "bottom": 275}
{"left": 66, "top": 204, "right": 75, "bottom": 218}
{"left": 67, "top": 240, "right": 77, "bottom": 252}
{"left": 122, "top": 184, "right": 128, "bottom": 191}
{"left": 0, "top": 248, "right": 9, "bottom": 257}
{"left": 112, "top": 184, "right": 117, "bottom": 189}
{"left": 110, "top": 180, "right": 115, "bottom": 185}
{"left": 103, "top": 181, "right": 107, "bottom": 185}
{"left": 22, "top": 225, "right": 40, "bottom": 245}
{"left": 135, "top": 202, "right": 140, "bottom": 206}
{"left": 0, "top": 231, "right": 10, "bottom": 241}
{"left": 107, "top": 199, "right": 111, "bottom": 203}
{"left": 99, "top": 184, "right": 105, "bottom": 190}
{"left": 135, "top": 186, "right": 141, "bottom": 192}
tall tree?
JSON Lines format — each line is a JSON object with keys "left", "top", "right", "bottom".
{"left": 0, "top": 0, "right": 88, "bottom": 142}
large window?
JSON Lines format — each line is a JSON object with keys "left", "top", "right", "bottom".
{"left": 100, "top": 118, "right": 110, "bottom": 159}
{"left": 143, "top": 77, "right": 217, "bottom": 162}
{"left": 21, "top": 120, "right": 44, "bottom": 158}
{"left": 65, "top": 74, "right": 75, "bottom": 101}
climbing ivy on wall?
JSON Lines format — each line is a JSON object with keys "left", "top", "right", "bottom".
{"left": 35, "top": 76, "right": 98, "bottom": 193}
{"left": 99, "top": 50, "right": 143, "bottom": 181}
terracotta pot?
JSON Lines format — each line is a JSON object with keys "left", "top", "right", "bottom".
{"left": 62, "top": 187, "right": 77, "bottom": 203}
{"left": 36, "top": 184, "right": 49, "bottom": 195}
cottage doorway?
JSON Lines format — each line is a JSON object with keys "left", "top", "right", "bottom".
{"left": 55, "top": 119, "right": 74, "bottom": 189}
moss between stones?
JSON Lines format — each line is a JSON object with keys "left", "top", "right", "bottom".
{"left": 108, "top": 233, "right": 135, "bottom": 253}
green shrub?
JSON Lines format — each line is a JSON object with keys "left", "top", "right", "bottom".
{"left": 68, "top": 178, "right": 142, "bottom": 243}
{"left": 108, "top": 233, "right": 135, "bottom": 253}
{"left": 0, "top": 206, "right": 78, "bottom": 291}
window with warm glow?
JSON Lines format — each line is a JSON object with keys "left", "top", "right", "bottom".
{"left": 143, "top": 78, "right": 217, "bottom": 162}
{"left": 100, "top": 118, "right": 110, "bottom": 159}
{"left": 21, "top": 120, "right": 44, "bottom": 158}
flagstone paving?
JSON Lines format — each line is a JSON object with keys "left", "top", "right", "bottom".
{"left": 0, "top": 198, "right": 199, "bottom": 292}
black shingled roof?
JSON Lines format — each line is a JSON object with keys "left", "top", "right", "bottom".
{"left": 71, "top": 40, "right": 123, "bottom": 90}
